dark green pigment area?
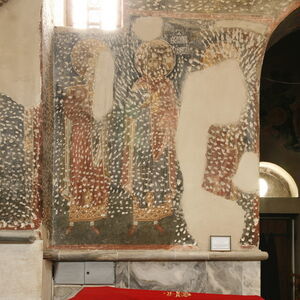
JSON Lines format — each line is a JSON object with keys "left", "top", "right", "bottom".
{"left": 53, "top": 214, "right": 181, "bottom": 246}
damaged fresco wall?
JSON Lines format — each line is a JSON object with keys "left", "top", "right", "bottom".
{"left": 0, "top": 0, "right": 42, "bottom": 230}
{"left": 0, "top": 1, "right": 46, "bottom": 300}
{"left": 52, "top": 21, "right": 262, "bottom": 250}
{"left": 50, "top": 0, "right": 300, "bottom": 251}
{"left": 0, "top": 0, "right": 299, "bottom": 298}
{"left": 0, "top": 0, "right": 298, "bottom": 254}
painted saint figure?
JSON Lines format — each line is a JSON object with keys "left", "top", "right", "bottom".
{"left": 121, "top": 40, "right": 179, "bottom": 234}
{"left": 63, "top": 39, "right": 113, "bottom": 234}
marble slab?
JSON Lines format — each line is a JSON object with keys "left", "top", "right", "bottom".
{"left": 116, "top": 261, "right": 261, "bottom": 296}
{"left": 115, "top": 262, "right": 130, "bottom": 288}
{"left": 205, "top": 261, "right": 242, "bottom": 295}
{"left": 54, "top": 260, "right": 261, "bottom": 298}
{"left": 242, "top": 262, "right": 260, "bottom": 296}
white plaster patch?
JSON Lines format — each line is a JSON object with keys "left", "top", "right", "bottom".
{"left": 232, "top": 152, "right": 259, "bottom": 193}
{"left": 177, "top": 59, "right": 247, "bottom": 250}
{"left": 184, "top": 189, "right": 245, "bottom": 251}
{"left": 93, "top": 47, "right": 114, "bottom": 120}
{"left": 215, "top": 20, "right": 267, "bottom": 35}
{"left": 0, "top": 0, "right": 41, "bottom": 107}
{"left": 177, "top": 59, "right": 247, "bottom": 182}
{"left": 132, "top": 17, "right": 163, "bottom": 41}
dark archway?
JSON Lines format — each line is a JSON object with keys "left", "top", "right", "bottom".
{"left": 260, "top": 7, "right": 300, "bottom": 300}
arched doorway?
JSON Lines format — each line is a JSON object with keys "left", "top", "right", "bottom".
{"left": 259, "top": 7, "right": 300, "bottom": 300}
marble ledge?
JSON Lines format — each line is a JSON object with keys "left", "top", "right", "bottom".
{"left": 0, "top": 230, "right": 38, "bottom": 244}
{"left": 44, "top": 249, "right": 268, "bottom": 262}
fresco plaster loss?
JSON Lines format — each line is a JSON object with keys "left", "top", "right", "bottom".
{"left": 178, "top": 59, "right": 247, "bottom": 250}
{"left": 93, "top": 47, "right": 115, "bottom": 120}
{"left": 0, "top": 0, "right": 41, "bottom": 108}
{"left": 232, "top": 152, "right": 259, "bottom": 194}
{"left": 132, "top": 17, "right": 163, "bottom": 41}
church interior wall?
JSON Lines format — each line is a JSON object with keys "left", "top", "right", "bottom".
{"left": 0, "top": 0, "right": 44, "bottom": 299}
{"left": 0, "top": 0, "right": 299, "bottom": 299}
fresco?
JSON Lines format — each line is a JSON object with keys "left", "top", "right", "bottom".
{"left": 53, "top": 27, "right": 190, "bottom": 246}
{"left": 125, "top": 0, "right": 296, "bottom": 16}
{"left": 52, "top": 15, "right": 265, "bottom": 248}
{"left": 0, "top": 93, "right": 41, "bottom": 229}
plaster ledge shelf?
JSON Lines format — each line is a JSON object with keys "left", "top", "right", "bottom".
{"left": 0, "top": 230, "right": 38, "bottom": 244}
{"left": 44, "top": 249, "right": 268, "bottom": 262}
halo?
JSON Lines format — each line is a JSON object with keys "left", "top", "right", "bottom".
{"left": 202, "top": 42, "right": 239, "bottom": 68}
{"left": 71, "top": 39, "right": 109, "bottom": 78}
{"left": 134, "top": 39, "right": 175, "bottom": 77}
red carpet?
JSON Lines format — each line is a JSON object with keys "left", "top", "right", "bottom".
{"left": 69, "top": 286, "right": 263, "bottom": 300}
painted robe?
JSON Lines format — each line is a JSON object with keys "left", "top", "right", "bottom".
{"left": 64, "top": 85, "right": 109, "bottom": 223}
{"left": 122, "top": 77, "right": 179, "bottom": 222}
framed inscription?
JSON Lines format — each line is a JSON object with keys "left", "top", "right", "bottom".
{"left": 210, "top": 236, "right": 231, "bottom": 251}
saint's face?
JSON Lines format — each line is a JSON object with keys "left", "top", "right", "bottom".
{"left": 135, "top": 40, "right": 175, "bottom": 80}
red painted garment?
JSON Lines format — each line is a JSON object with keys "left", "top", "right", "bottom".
{"left": 69, "top": 286, "right": 264, "bottom": 300}
{"left": 64, "top": 85, "right": 110, "bottom": 223}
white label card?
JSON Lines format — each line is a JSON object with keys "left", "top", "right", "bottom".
{"left": 210, "top": 236, "right": 231, "bottom": 251}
